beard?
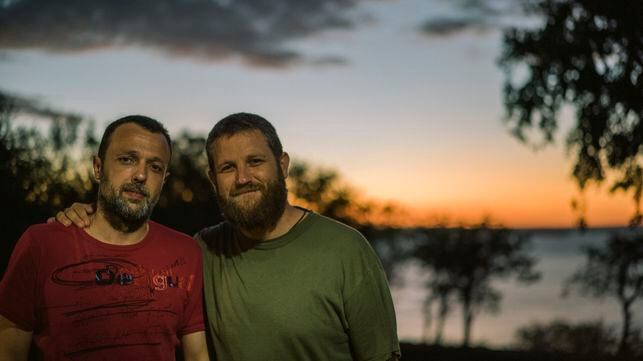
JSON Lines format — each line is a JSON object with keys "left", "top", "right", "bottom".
{"left": 98, "top": 176, "right": 158, "bottom": 233}
{"left": 217, "top": 170, "right": 287, "bottom": 236}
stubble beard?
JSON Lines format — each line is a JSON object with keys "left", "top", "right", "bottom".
{"left": 217, "top": 171, "right": 288, "bottom": 237}
{"left": 98, "top": 176, "right": 158, "bottom": 233}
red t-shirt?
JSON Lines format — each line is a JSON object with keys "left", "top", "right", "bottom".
{"left": 0, "top": 221, "right": 205, "bottom": 361}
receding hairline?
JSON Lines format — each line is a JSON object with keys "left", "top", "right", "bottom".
{"left": 104, "top": 122, "right": 172, "bottom": 160}
{"left": 98, "top": 114, "right": 172, "bottom": 162}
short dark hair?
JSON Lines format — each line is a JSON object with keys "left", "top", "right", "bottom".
{"left": 206, "top": 113, "right": 283, "bottom": 170}
{"left": 97, "top": 115, "right": 172, "bottom": 162}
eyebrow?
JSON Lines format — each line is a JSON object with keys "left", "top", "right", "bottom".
{"left": 217, "top": 153, "right": 267, "bottom": 165}
{"left": 117, "top": 150, "right": 167, "bottom": 164}
{"left": 216, "top": 160, "right": 234, "bottom": 168}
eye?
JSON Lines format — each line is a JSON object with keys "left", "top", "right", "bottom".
{"left": 118, "top": 156, "right": 134, "bottom": 164}
{"left": 150, "top": 163, "right": 164, "bottom": 173}
{"left": 218, "top": 164, "right": 233, "bottom": 173}
{"left": 249, "top": 158, "right": 264, "bottom": 166}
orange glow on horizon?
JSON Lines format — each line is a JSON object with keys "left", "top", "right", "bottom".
{"left": 361, "top": 186, "right": 636, "bottom": 229}
{"left": 334, "top": 144, "right": 638, "bottom": 229}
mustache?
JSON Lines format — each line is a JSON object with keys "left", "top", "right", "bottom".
{"left": 230, "top": 183, "right": 264, "bottom": 197}
{"left": 120, "top": 183, "right": 150, "bottom": 197}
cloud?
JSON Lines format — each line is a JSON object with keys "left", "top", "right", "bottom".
{"left": 419, "top": 0, "right": 528, "bottom": 38}
{"left": 0, "top": 0, "right": 364, "bottom": 67}
{"left": 421, "top": 18, "right": 493, "bottom": 37}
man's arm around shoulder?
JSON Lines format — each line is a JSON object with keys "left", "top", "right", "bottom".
{"left": 0, "top": 314, "right": 32, "bottom": 361}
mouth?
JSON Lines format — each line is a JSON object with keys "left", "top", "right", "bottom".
{"left": 121, "top": 184, "right": 149, "bottom": 202}
{"left": 235, "top": 189, "right": 259, "bottom": 195}
{"left": 123, "top": 190, "right": 146, "bottom": 201}
{"left": 231, "top": 185, "right": 262, "bottom": 197}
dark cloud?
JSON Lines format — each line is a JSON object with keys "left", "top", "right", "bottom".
{"left": 421, "top": 18, "right": 493, "bottom": 37}
{"left": 0, "top": 0, "right": 363, "bottom": 67}
{"left": 420, "top": 0, "right": 528, "bottom": 37}
{"left": 454, "top": 0, "right": 514, "bottom": 17}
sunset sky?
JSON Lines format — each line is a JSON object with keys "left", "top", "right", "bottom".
{"left": 0, "top": 0, "right": 635, "bottom": 228}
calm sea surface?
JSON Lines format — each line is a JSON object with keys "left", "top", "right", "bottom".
{"left": 391, "top": 228, "right": 643, "bottom": 348}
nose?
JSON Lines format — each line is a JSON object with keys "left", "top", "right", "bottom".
{"left": 132, "top": 163, "right": 148, "bottom": 183}
{"left": 235, "top": 165, "right": 252, "bottom": 186}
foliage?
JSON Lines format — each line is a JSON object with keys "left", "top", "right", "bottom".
{"left": 288, "top": 160, "right": 365, "bottom": 228}
{"left": 515, "top": 319, "right": 618, "bottom": 356}
{"left": 500, "top": 0, "right": 643, "bottom": 225}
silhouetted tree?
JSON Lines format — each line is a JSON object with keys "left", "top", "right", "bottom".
{"left": 500, "top": 0, "right": 643, "bottom": 225}
{"left": 415, "top": 222, "right": 541, "bottom": 347}
{"left": 422, "top": 275, "right": 455, "bottom": 345}
{"left": 563, "top": 232, "right": 643, "bottom": 355}
{"left": 515, "top": 319, "right": 618, "bottom": 356}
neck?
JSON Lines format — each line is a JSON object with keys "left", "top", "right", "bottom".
{"left": 85, "top": 208, "right": 150, "bottom": 246}
{"left": 239, "top": 203, "right": 306, "bottom": 242}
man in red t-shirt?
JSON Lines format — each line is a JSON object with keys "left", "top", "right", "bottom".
{"left": 0, "top": 115, "right": 209, "bottom": 361}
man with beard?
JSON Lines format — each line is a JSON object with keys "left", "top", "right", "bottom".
{"left": 50, "top": 113, "right": 400, "bottom": 361}
{"left": 197, "top": 112, "right": 400, "bottom": 361}
{"left": 0, "top": 116, "right": 208, "bottom": 361}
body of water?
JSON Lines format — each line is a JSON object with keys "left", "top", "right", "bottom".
{"left": 391, "top": 228, "right": 643, "bottom": 348}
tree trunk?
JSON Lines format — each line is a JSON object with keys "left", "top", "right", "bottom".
{"left": 434, "top": 294, "right": 449, "bottom": 345}
{"left": 422, "top": 297, "right": 433, "bottom": 344}
{"left": 618, "top": 298, "right": 633, "bottom": 355}
{"left": 462, "top": 300, "right": 473, "bottom": 347}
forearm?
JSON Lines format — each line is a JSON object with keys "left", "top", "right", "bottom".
{"left": 0, "top": 315, "right": 32, "bottom": 361}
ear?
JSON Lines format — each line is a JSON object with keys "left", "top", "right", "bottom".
{"left": 162, "top": 171, "right": 171, "bottom": 185}
{"left": 92, "top": 156, "right": 102, "bottom": 181}
{"left": 279, "top": 152, "right": 290, "bottom": 179}
{"left": 207, "top": 168, "right": 218, "bottom": 195}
